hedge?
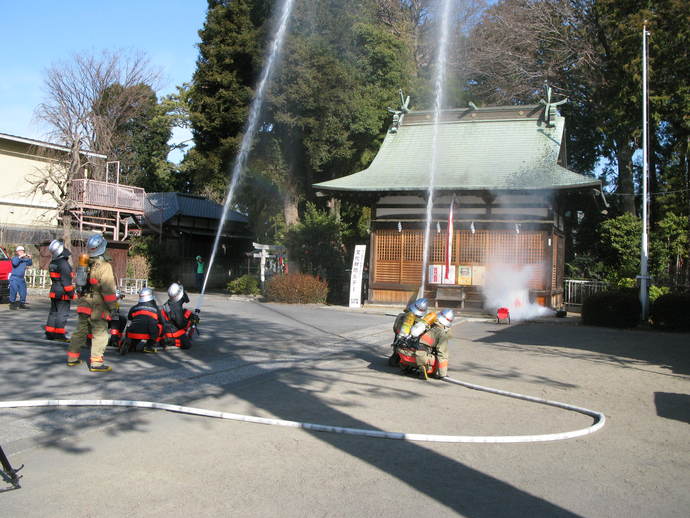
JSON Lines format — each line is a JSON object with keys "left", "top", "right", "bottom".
{"left": 650, "top": 293, "right": 690, "bottom": 332}
{"left": 581, "top": 291, "right": 641, "bottom": 328}
{"left": 264, "top": 274, "right": 328, "bottom": 304}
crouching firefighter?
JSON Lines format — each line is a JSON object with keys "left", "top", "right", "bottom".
{"left": 393, "top": 298, "right": 429, "bottom": 345}
{"left": 161, "top": 282, "right": 199, "bottom": 349}
{"left": 122, "top": 288, "right": 163, "bottom": 354}
{"left": 414, "top": 308, "right": 454, "bottom": 380}
{"left": 67, "top": 234, "right": 118, "bottom": 372}
{"left": 44, "top": 239, "right": 75, "bottom": 342}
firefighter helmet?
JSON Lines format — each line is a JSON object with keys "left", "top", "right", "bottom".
{"left": 48, "top": 239, "right": 64, "bottom": 259}
{"left": 407, "top": 298, "right": 428, "bottom": 317}
{"left": 85, "top": 234, "right": 107, "bottom": 257}
{"left": 167, "top": 282, "right": 184, "bottom": 302}
{"left": 437, "top": 308, "right": 455, "bottom": 327}
{"left": 138, "top": 287, "right": 155, "bottom": 303}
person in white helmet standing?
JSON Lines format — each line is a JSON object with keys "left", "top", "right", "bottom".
{"left": 9, "top": 245, "right": 32, "bottom": 310}
{"left": 67, "top": 234, "right": 118, "bottom": 372}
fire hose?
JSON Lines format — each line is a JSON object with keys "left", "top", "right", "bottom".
{"left": 0, "top": 376, "right": 604, "bottom": 446}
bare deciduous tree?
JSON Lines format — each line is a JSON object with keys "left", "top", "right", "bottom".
{"left": 30, "top": 50, "right": 161, "bottom": 245}
{"left": 465, "top": 0, "right": 598, "bottom": 104}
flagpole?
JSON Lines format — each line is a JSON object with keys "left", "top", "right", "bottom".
{"left": 445, "top": 195, "right": 455, "bottom": 280}
{"left": 639, "top": 22, "right": 650, "bottom": 321}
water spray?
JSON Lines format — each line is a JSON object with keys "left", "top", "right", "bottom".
{"left": 419, "top": 0, "right": 454, "bottom": 296}
{"left": 195, "top": 0, "right": 297, "bottom": 312}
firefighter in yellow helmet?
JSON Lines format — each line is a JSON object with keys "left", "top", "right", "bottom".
{"left": 66, "top": 234, "right": 118, "bottom": 372}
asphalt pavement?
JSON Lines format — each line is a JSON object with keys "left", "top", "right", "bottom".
{"left": 0, "top": 294, "right": 688, "bottom": 517}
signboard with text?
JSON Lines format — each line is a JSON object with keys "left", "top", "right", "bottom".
{"left": 348, "top": 245, "right": 367, "bottom": 308}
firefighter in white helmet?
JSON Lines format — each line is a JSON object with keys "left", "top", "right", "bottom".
{"left": 123, "top": 287, "right": 163, "bottom": 353}
{"left": 415, "top": 308, "right": 454, "bottom": 379}
{"left": 161, "top": 282, "right": 198, "bottom": 349}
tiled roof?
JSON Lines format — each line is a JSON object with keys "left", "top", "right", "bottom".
{"left": 145, "top": 193, "right": 248, "bottom": 225}
{"left": 313, "top": 106, "right": 599, "bottom": 193}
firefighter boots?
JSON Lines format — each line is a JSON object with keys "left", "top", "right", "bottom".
{"left": 88, "top": 364, "right": 112, "bottom": 373}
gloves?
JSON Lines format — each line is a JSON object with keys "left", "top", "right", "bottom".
{"left": 109, "top": 308, "right": 120, "bottom": 321}
{"left": 190, "top": 313, "right": 200, "bottom": 325}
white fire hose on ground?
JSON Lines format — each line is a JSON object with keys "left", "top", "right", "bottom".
{"left": 0, "top": 377, "right": 604, "bottom": 445}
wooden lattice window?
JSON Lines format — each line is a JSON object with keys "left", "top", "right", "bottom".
{"left": 402, "top": 231, "right": 424, "bottom": 261}
{"left": 377, "top": 230, "right": 402, "bottom": 261}
{"left": 374, "top": 228, "right": 549, "bottom": 288}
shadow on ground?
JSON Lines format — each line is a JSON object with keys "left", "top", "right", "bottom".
{"left": 0, "top": 298, "right": 593, "bottom": 516}
{"left": 472, "top": 320, "right": 690, "bottom": 376}
{"left": 654, "top": 392, "right": 690, "bottom": 424}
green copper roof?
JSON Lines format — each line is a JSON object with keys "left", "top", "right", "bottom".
{"left": 313, "top": 106, "right": 599, "bottom": 193}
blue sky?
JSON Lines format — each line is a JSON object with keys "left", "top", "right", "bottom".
{"left": 0, "top": 1, "right": 208, "bottom": 161}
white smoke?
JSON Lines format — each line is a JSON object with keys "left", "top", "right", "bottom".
{"left": 482, "top": 263, "right": 554, "bottom": 321}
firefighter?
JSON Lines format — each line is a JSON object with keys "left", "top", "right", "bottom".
{"left": 393, "top": 298, "right": 429, "bottom": 342}
{"left": 44, "top": 239, "right": 74, "bottom": 341}
{"left": 415, "top": 308, "right": 454, "bottom": 379}
{"left": 107, "top": 290, "right": 127, "bottom": 348}
{"left": 124, "top": 287, "right": 164, "bottom": 353}
{"left": 161, "top": 282, "right": 198, "bottom": 349}
{"left": 66, "top": 234, "right": 118, "bottom": 372}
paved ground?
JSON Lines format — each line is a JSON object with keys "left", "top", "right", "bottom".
{"left": 0, "top": 294, "right": 688, "bottom": 517}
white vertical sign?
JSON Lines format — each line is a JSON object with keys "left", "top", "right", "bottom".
{"left": 349, "top": 245, "right": 367, "bottom": 308}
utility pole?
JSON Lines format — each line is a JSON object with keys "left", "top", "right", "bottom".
{"left": 639, "top": 23, "right": 650, "bottom": 321}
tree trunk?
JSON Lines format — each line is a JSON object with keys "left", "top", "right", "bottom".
{"left": 616, "top": 144, "right": 636, "bottom": 215}
{"left": 684, "top": 136, "right": 690, "bottom": 286}
{"left": 283, "top": 186, "right": 299, "bottom": 227}
{"left": 62, "top": 212, "right": 73, "bottom": 251}
{"left": 328, "top": 198, "right": 341, "bottom": 222}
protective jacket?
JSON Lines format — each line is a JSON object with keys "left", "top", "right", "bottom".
{"left": 162, "top": 294, "right": 192, "bottom": 348}
{"left": 415, "top": 324, "right": 450, "bottom": 377}
{"left": 48, "top": 250, "right": 74, "bottom": 301}
{"left": 127, "top": 300, "right": 163, "bottom": 343}
{"left": 76, "top": 256, "right": 118, "bottom": 319}
{"left": 68, "top": 255, "right": 118, "bottom": 367}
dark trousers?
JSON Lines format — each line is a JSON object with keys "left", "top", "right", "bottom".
{"left": 195, "top": 273, "right": 204, "bottom": 291}
{"left": 45, "top": 299, "right": 71, "bottom": 337}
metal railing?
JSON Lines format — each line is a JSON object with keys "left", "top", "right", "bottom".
{"left": 563, "top": 279, "right": 609, "bottom": 308}
{"left": 70, "top": 179, "right": 145, "bottom": 213}
{"left": 119, "top": 278, "right": 149, "bottom": 295}
{"left": 24, "top": 268, "right": 50, "bottom": 289}
{"left": 23, "top": 268, "right": 148, "bottom": 295}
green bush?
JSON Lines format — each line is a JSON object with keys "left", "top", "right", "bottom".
{"left": 581, "top": 291, "right": 641, "bottom": 328}
{"left": 649, "top": 285, "right": 671, "bottom": 302}
{"left": 264, "top": 274, "right": 328, "bottom": 304}
{"left": 284, "top": 203, "right": 347, "bottom": 304}
{"left": 650, "top": 293, "right": 690, "bottom": 331}
{"left": 227, "top": 275, "right": 261, "bottom": 295}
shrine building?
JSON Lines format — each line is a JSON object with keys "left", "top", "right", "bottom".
{"left": 313, "top": 96, "right": 604, "bottom": 309}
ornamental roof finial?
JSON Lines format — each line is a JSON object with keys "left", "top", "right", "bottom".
{"left": 539, "top": 81, "right": 567, "bottom": 127}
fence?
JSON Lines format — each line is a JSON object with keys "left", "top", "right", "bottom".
{"left": 118, "top": 278, "right": 149, "bottom": 295}
{"left": 23, "top": 268, "right": 147, "bottom": 295}
{"left": 24, "top": 268, "right": 50, "bottom": 290}
{"left": 563, "top": 279, "right": 609, "bottom": 310}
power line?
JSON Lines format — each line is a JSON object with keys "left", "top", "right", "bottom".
{"left": 603, "top": 188, "right": 690, "bottom": 197}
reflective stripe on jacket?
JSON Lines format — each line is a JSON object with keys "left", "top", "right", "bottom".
{"left": 76, "top": 256, "right": 117, "bottom": 317}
